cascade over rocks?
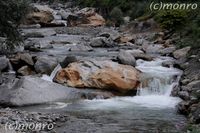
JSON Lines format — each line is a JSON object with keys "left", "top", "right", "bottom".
{"left": 55, "top": 60, "right": 141, "bottom": 93}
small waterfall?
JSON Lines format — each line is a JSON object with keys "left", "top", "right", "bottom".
{"left": 42, "top": 64, "right": 62, "bottom": 82}
{"left": 130, "top": 57, "right": 183, "bottom": 108}
{"left": 136, "top": 57, "right": 182, "bottom": 97}
{"left": 8, "top": 60, "right": 16, "bottom": 74}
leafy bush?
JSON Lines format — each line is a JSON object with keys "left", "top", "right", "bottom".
{"left": 76, "top": 0, "right": 150, "bottom": 20}
{"left": 109, "top": 7, "right": 124, "bottom": 26}
{"left": 0, "top": 0, "right": 29, "bottom": 50}
{"left": 176, "top": 12, "right": 200, "bottom": 48}
{"left": 155, "top": 9, "right": 188, "bottom": 30}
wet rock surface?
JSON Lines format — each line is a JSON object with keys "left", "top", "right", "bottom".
{"left": 176, "top": 48, "right": 200, "bottom": 124}
{"left": 55, "top": 60, "right": 141, "bottom": 93}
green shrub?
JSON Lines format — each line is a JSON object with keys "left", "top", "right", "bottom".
{"left": 0, "top": 0, "right": 29, "bottom": 50}
{"left": 110, "top": 7, "right": 124, "bottom": 26}
{"left": 155, "top": 9, "right": 188, "bottom": 30}
{"left": 76, "top": 0, "right": 150, "bottom": 21}
{"left": 129, "top": 1, "right": 150, "bottom": 20}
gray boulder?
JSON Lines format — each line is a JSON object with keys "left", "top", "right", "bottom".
{"left": 117, "top": 50, "right": 136, "bottom": 66}
{"left": 158, "top": 47, "right": 176, "bottom": 55}
{"left": 98, "top": 31, "right": 120, "bottom": 41}
{"left": 22, "top": 28, "right": 56, "bottom": 38}
{"left": 17, "top": 53, "right": 34, "bottom": 66}
{"left": 173, "top": 46, "right": 191, "bottom": 59}
{"left": 186, "top": 80, "right": 200, "bottom": 92}
{"left": 0, "top": 56, "right": 9, "bottom": 72}
{"left": 90, "top": 37, "right": 107, "bottom": 47}
{"left": 178, "top": 91, "right": 190, "bottom": 100}
{"left": 0, "top": 76, "right": 79, "bottom": 106}
{"left": 0, "top": 76, "right": 114, "bottom": 106}
{"left": 34, "top": 56, "right": 58, "bottom": 75}
{"left": 127, "top": 49, "right": 153, "bottom": 61}
{"left": 60, "top": 56, "right": 78, "bottom": 68}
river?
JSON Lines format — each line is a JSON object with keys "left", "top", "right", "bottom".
{"left": 19, "top": 56, "right": 187, "bottom": 133}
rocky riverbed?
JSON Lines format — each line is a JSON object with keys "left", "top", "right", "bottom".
{"left": 0, "top": 2, "right": 199, "bottom": 133}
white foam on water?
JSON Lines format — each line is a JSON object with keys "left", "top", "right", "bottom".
{"left": 41, "top": 64, "right": 62, "bottom": 82}
{"left": 43, "top": 102, "right": 70, "bottom": 110}
{"left": 77, "top": 95, "right": 182, "bottom": 110}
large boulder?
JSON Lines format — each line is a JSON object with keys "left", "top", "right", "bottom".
{"left": 34, "top": 56, "right": 58, "bottom": 75}
{"left": 25, "top": 11, "right": 54, "bottom": 25}
{"left": 173, "top": 46, "right": 191, "bottom": 59}
{"left": 9, "top": 53, "right": 34, "bottom": 71}
{"left": 117, "top": 50, "right": 136, "bottom": 66}
{"left": 67, "top": 8, "right": 105, "bottom": 27}
{"left": 24, "top": 4, "right": 55, "bottom": 25}
{"left": 55, "top": 60, "right": 141, "bottom": 93}
{"left": 0, "top": 76, "right": 114, "bottom": 106}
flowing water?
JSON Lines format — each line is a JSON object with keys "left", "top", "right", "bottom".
{"left": 41, "top": 64, "right": 62, "bottom": 82}
{"left": 20, "top": 56, "right": 187, "bottom": 132}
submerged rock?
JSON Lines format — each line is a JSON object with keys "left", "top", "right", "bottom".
{"left": 55, "top": 60, "right": 141, "bottom": 93}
